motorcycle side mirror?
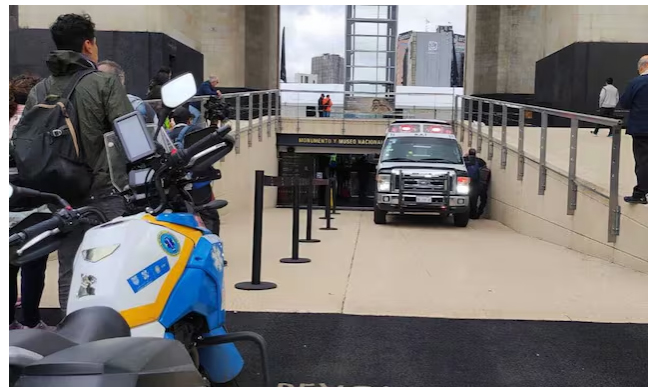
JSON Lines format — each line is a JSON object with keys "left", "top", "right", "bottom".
{"left": 161, "top": 73, "right": 197, "bottom": 108}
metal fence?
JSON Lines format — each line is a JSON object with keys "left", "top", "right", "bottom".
{"left": 144, "top": 90, "right": 282, "bottom": 155}
{"left": 453, "top": 95, "right": 624, "bottom": 243}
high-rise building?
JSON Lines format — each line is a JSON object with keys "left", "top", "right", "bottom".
{"left": 294, "top": 73, "right": 318, "bottom": 84}
{"left": 311, "top": 54, "right": 345, "bottom": 84}
{"left": 396, "top": 26, "right": 465, "bottom": 88}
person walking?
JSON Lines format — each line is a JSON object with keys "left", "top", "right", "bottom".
{"left": 592, "top": 77, "right": 619, "bottom": 136}
{"left": 619, "top": 55, "right": 648, "bottom": 204}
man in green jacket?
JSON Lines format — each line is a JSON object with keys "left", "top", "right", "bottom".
{"left": 24, "top": 13, "right": 134, "bottom": 312}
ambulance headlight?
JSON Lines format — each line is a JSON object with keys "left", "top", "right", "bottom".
{"left": 377, "top": 174, "right": 391, "bottom": 192}
{"left": 81, "top": 244, "right": 120, "bottom": 263}
{"left": 456, "top": 176, "right": 470, "bottom": 195}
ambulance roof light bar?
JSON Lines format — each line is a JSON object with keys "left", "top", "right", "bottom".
{"left": 424, "top": 125, "right": 454, "bottom": 135}
{"left": 388, "top": 124, "right": 420, "bottom": 133}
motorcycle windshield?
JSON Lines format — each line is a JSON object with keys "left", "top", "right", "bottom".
{"left": 105, "top": 124, "right": 176, "bottom": 192}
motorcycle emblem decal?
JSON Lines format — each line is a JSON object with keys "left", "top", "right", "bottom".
{"left": 127, "top": 256, "right": 171, "bottom": 293}
{"left": 77, "top": 274, "right": 97, "bottom": 298}
{"left": 158, "top": 232, "right": 181, "bottom": 256}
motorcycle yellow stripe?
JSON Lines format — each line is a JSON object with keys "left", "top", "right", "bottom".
{"left": 120, "top": 215, "right": 202, "bottom": 328}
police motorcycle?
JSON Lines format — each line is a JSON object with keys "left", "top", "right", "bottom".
{"left": 9, "top": 73, "right": 270, "bottom": 387}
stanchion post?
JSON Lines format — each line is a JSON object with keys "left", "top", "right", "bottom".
{"left": 320, "top": 168, "right": 338, "bottom": 231}
{"left": 300, "top": 174, "right": 320, "bottom": 243}
{"left": 319, "top": 168, "right": 334, "bottom": 221}
{"left": 281, "top": 177, "right": 311, "bottom": 263}
{"left": 236, "top": 170, "right": 277, "bottom": 290}
{"left": 331, "top": 177, "right": 340, "bottom": 215}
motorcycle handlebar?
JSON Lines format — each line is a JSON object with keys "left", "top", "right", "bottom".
{"left": 177, "top": 124, "right": 232, "bottom": 165}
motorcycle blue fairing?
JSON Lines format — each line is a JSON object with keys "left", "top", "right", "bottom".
{"left": 157, "top": 215, "right": 244, "bottom": 383}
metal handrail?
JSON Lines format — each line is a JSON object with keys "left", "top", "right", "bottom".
{"left": 453, "top": 94, "right": 622, "bottom": 243}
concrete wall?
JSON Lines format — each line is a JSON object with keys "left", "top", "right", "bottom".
{"left": 16, "top": 5, "right": 279, "bottom": 89}
{"left": 464, "top": 5, "right": 648, "bottom": 95}
{"left": 454, "top": 122, "right": 648, "bottom": 273}
{"left": 211, "top": 119, "right": 279, "bottom": 221}
{"left": 280, "top": 117, "right": 389, "bottom": 137}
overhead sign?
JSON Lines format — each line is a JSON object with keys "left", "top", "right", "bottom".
{"left": 277, "top": 134, "right": 385, "bottom": 149}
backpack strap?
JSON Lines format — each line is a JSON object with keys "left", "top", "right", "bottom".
{"left": 56, "top": 69, "right": 97, "bottom": 158}
{"left": 61, "top": 68, "right": 97, "bottom": 100}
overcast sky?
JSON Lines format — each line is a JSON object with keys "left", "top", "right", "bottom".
{"left": 280, "top": 5, "right": 466, "bottom": 78}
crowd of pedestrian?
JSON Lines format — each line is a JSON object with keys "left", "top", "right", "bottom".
{"left": 8, "top": 12, "right": 231, "bottom": 330}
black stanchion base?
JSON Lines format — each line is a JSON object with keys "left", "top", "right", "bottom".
{"left": 235, "top": 281, "right": 278, "bottom": 290}
{"left": 280, "top": 258, "right": 312, "bottom": 264}
{"left": 319, "top": 216, "right": 334, "bottom": 220}
{"left": 299, "top": 238, "right": 321, "bottom": 243}
{"left": 319, "top": 227, "right": 338, "bottom": 231}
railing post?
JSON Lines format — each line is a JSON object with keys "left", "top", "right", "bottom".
{"left": 517, "top": 108, "right": 525, "bottom": 181}
{"left": 538, "top": 112, "right": 548, "bottom": 195}
{"left": 248, "top": 93, "right": 254, "bottom": 147}
{"left": 276, "top": 90, "right": 281, "bottom": 133}
{"left": 608, "top": 124, "right": 622, "bottom": 242}
{"left": 258, "top": 92, "right": 263, "bottom": 142}
{"left": 235, "top": 95, "right": 241, "bottom": 154}
{"left": 487, "top": 101, "right": 494, "bottom": 161}
{"left": 567, "top": 118, "right": 579, "bottom": 215}
{"left": 501, "top": 105, "right": 507, "bottom": 169}
{"left": 459, "top": 96, "right": 465, "bottom": 143}
{"left": 467, "top": 99, "right": 473, "bottom": 147}
{"left": 267, "top": 91, "right": 272, "bottom": 137}
{"left": 476, "top": 100, "right": 483, "bottom": 153}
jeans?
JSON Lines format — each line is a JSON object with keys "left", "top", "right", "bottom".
{"left": 57, "top": 195, "right": 126, "bottom": 312}
{"left": 9, "top": 257, "right": 47, "bottom": 326}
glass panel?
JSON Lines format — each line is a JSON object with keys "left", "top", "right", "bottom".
{"left": 354, "top": 36, "right": 378, "bottom": 51}
{"left": 354, "top": 23, "right": 385, "bottom": 35}
{"left": 354, "top": 5, "right": 383, "bottom": 19}
{"left": 353, "top": 52, "right": 377, "bottom": 66}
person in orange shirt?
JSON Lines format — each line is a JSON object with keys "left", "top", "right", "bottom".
{"left": 323, "top": 95, "right": 333, "bottom": 117}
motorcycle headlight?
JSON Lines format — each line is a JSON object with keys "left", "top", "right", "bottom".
{"left": 81, "top": 244, "right": 120, "bottom": 263}
{"left": 377, "top": 174, "right": 391, "bottom": 192}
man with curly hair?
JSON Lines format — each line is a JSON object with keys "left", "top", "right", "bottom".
{"left": 21, "top": 13, "right": 133, "bottom": 312}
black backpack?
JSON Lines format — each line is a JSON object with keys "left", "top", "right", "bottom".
{"left": 11, "top": 69, "right": 96, "bottom": 203}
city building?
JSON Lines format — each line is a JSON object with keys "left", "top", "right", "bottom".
{"left": 294, "top": 73, "right": 318, "bottom": 84}
{"left": 311, "top": 54, "right": 345, "bottom": 84}
{"left": 396, "top": 26, "right": 465, "bottom": 88}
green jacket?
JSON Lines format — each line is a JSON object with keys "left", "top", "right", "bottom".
{"left": 25, "top": 50, "right": 134, "bottom": 197}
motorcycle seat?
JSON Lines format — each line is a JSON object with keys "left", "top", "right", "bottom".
{"left": 10, "top": 306, "right": 131, "bottom": 358}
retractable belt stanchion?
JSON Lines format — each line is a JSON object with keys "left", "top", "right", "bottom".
{"left": 236, "top": 170, "right": 277, "bottom": 290}
{"left": 280, "top": 177, "right": 311, "bottom": 264}
{"left": 331, "top": 177, "right": 340, "bottom": 215}
{"left": 299, "top": 173, "right": 321, "bottom": 244}
{"left": 320, "top": 168, "right": 338, "bottom": 231}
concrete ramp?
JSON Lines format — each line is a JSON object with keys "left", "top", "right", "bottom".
{"left": 456, "top": 122, "right": 647, "bottom": 273}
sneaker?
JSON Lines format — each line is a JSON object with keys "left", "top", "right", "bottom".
{"left": 624, "top": 196, "right": 647, "bottom": 204}
{"left": 9, "top": 321, "right": 24, "bottom": 330}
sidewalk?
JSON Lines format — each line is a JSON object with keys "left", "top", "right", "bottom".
{"left": 38, "top": 209, "right": 647, "bottom": 323}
